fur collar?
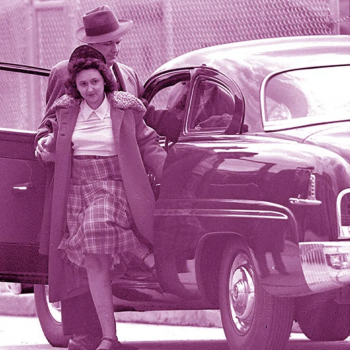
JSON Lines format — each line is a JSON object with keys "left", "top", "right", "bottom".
{"left": 108, "top": 91, "right": 146, "bottom": 114}
{"left": 51, "top": 91, "right": 146, "bottom": 115}
{"left": 51, "top": 95, "right": 79, "bottom": 112}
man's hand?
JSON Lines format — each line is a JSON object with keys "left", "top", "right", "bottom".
{"left": 35, "top": 134, "right": 55, "bottom": 162}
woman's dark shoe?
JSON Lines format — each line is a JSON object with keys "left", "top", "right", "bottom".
{"left": 121, "top": 251, "right": 157, "bottom": 281}
{"left": 122, "top": 266, "right": 156, "bottom": 281}
{"left": 113, "top": 341, "right": 138, "bottom": 350}
{"left": 68, "top": 333, "right": 101, "bottom": 350}
{"left": 96, "top": 336, "right": 138, "bottom": 350}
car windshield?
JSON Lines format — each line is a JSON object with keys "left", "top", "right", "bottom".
{"left": 263, "top": 65, "right": 350, "bottom": 131}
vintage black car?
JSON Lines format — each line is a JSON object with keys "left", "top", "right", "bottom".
{"left": 2, "top": 35, "right": 350, "bottom": 350}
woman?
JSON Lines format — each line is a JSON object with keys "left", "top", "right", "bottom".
{"left": 36, "top": 45, "right": 166, "bottom": 350}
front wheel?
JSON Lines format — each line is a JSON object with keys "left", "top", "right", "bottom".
{"left": 34, "top": 284, "right": 69, "bottom": 348}
{"left": 219, "top": 240, "right": 294, "bottom": 350}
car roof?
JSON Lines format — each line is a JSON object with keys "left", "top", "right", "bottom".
{"left": 154, "top": 35, "right": 350, "bottom": 77}
{"left": 152, "top": 35, "right": 350, "bottom": 133}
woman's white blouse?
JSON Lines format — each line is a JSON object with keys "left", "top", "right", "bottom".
{"left": 72, "top": 96, "right": 117, "bottom": 156}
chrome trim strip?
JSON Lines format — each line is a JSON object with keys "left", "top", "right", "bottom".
{"left": 154, "top": 208, "right": 288, "bottom": 220}
{"left": 300, "top": 242, "right": 350, "bottom": 292}
{"left": 289, "top": 198, "right": 322, "bottom": 206}
{"left": 337, "top": 188, "right": 350, "bottom": 239}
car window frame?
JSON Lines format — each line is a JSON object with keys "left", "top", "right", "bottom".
{"left": 144, "top": 66, "right": 245, "bottom": 143}
{"left": 183, "top": 67, "right": 245, "bottom": 139}
{"left": 143, "top": 69, "right": 191, "bottom": 102}
{"left": 0, "top": 63, "right": 50, "bottom": 132}
{"left": 143, "top": 69, "right": 193, "bottom": 150}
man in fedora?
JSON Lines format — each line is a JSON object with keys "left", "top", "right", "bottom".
{"left": 43, "top": 5, "right": 144, "bottom": 114}
{"left": 36, "top": 5, "right": 143, "bottom": 350}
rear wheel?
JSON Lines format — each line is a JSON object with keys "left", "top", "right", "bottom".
{"left": 296, "top": 291, "right": 350, "bottom": 341}
{"left": 219, "top": 240, "right": 294, "bottom": 350}
{"left": 34, "top": 284, "right": 69, "bottom": 348}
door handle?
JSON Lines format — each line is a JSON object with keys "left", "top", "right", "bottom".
{"left": 12, "top": 182, "right": 34, "bottom": 193}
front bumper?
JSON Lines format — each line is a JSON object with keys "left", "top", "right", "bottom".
{"left": 300, "top": 242, "right": 350, "bottom": 293}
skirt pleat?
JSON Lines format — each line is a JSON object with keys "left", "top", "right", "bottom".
{"left": 58, "top": 155, "right": 141, "bottom": 268}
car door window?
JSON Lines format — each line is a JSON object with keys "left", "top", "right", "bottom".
{"left": 145, "top": 75, "right": 190, "bottom": 144}
{"left": 188, "top": 79, "right": 236, "bottom": 132}
{"left": 0, "top": 68, "right": 48, "bottom": 131}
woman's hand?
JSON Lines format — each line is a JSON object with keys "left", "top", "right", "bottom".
{"left": 35, "top": 134, "right": 55, "bottom": 162}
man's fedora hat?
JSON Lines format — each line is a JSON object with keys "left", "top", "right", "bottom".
{"left": 76, "top": 5, "right": 133, "bottom": 44}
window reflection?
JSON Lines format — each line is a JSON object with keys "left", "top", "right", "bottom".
{"left": 264, "top": 66, "right": 350, "bottom": 129}
{"left": 189, "top": 80, "right": 235, "bottom": 131}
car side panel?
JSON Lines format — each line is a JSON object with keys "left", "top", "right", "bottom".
{"left": 154, "top": 138, "right": 316, "bottom": 298}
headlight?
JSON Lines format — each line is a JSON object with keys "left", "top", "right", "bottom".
{"left": 327, "top": 253, "right": 350, "bottom": 269}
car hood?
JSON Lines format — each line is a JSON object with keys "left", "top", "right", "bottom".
{"left": 275, "top": 122, "right": 350, "bottom": 163}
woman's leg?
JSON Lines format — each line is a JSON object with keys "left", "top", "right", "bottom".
{"left": 84, "top": 254, "right": 116, "bottom": 347}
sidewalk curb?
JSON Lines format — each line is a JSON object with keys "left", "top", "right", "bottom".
{"left": 0, "top": 284, "right": 301, "bottom": 332}
{"left": 0, "top": 285, "right": 222, "bottom": 327}
{"left": 0, "top": 292, "right": 36, "bottom": 317}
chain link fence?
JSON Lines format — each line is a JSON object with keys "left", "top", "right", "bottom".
{"left": 0, "top": 0, "right": 348, "bottom": 130}
{"left": 2, "top": 0, "right": 347, "bottom": 79}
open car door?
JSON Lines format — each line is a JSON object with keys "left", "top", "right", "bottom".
{"left": 0, "top": 63, "right": 50, "bottom": 286}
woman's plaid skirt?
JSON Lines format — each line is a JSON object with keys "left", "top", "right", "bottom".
{"left": 58, "top": 155, "right": 142, "bottom": 268}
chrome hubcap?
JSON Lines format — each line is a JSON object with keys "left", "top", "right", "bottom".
{"left": 228, "top": 252, "right": 255, "bottom": 334}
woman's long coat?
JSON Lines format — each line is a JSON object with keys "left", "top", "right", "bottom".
{"left": 39, "top": 91, "right": 166, "bottom": 302}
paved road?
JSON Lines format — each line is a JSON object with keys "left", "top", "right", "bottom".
{"left": 1, "top": 315, "right": 350, "bottom": 350}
